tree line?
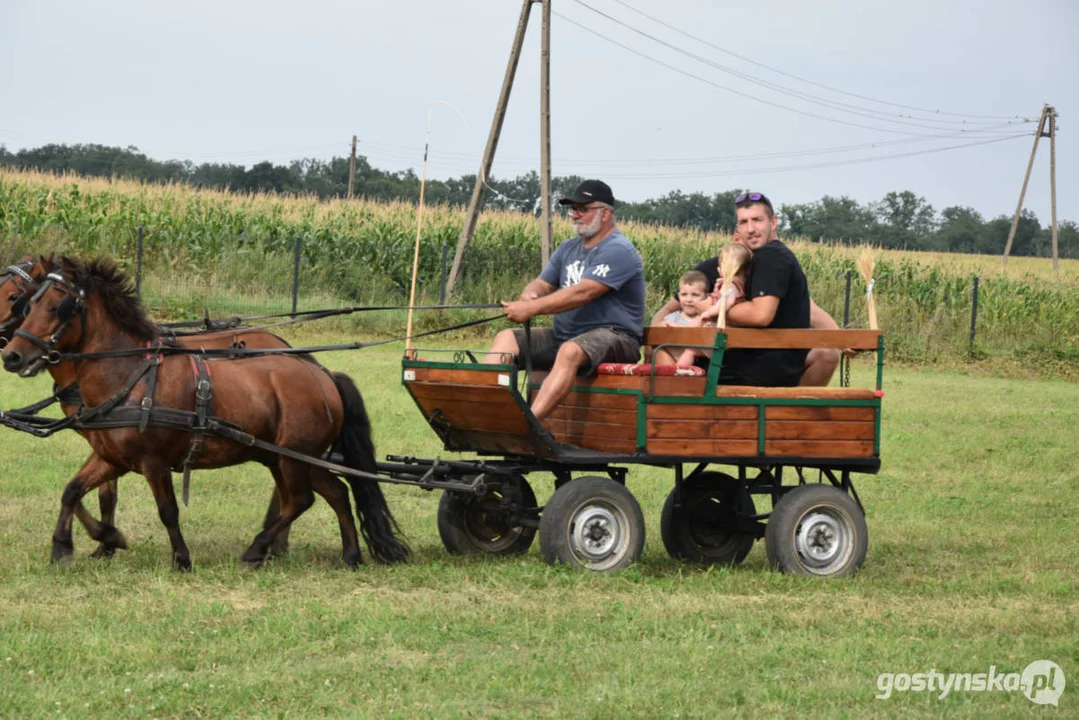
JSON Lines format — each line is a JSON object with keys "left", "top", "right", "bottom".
{"left": 1, "top": 143, "right": 1074, "bottom": 258}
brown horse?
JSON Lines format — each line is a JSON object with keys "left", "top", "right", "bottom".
{"left": 2, "top": 257, "right": 409, "bottom": 569}
{"left": 0, "top": 257, "right": 294, "bottom": 559}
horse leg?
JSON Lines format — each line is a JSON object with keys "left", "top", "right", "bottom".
{"left": 242, "top": 458, "right": 314, "bottom": 568}
{"left": 262, "top": 477, "right": 289, "bottom": 558}
{"left": 52, "top": 458, "right": 129, "bottom": 565}
{"left": 93, "top": 477, "right": 122, "bottom": 556}
{"left": 310, "top": 470, "right": 364, "bottom": 568}
{"left": 140, "top": 464, "right": 192, "bottom": 571}
{"left": 71, "top": 454, "right": 127, "bottom": 558}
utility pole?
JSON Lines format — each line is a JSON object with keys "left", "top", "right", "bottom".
{"left": 347, "top": 135, "right": 357, "bottom": 200}
{"left": 539, "top": 0, "right": 552, "bottom": 267}
{"left": 1049, "top": 106, "right": 1059, "bottom": 275}
{"left": 446, "top": 0, "right": 540, "bottom": 298}
{"left": 1003, "top": 105, "right": 1059, "bottom": 275}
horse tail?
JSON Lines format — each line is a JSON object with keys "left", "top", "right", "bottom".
{"left": 331, "top": 372, "right": 411, "bottom": 564}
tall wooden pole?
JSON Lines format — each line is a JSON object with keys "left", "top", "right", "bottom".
{"left": 539, "top": 0, "right": 553, "bottom": 267}
{"left": 405, "top": 118, "right": 433, "bottom": 350}
{"left": 1048, "top": 106, "right": 1059, "bottom": 277}
{"left": 347, "top": 135, "right": 357, "bottom": 199}
{"left": 446, "top": 0, "right": 534, "bottom": 298}
{"left": 1002, "top": 105, "right": 1048, "bottom": 270}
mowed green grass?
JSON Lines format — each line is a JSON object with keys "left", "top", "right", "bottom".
{"left": 0, "top": 339, "right": 1075, "bottom": 719}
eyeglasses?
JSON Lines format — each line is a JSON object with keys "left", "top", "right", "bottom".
{"left": 570, "top": 203, "right": 606, "bottom": 215}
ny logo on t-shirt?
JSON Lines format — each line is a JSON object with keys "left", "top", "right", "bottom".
{"left": 564, "top": 260, "right": 585, "bottom": 287}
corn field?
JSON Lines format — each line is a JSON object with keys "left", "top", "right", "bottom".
{"left": 2, "top": 168, "right": 1077, "bottom": 371}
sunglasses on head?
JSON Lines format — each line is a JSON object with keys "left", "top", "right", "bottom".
{"left": 735, "top": 191, "right": 774, "bottom": 214}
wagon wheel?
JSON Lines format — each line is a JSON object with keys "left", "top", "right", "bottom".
{"left": 539, "top": 476, "right": 645, "bottom": 572}
{"left": 765, "top": 484, "right": 868, "bottom": 578}
{"left": 660, "top": 472, "right": 756, "bottom": 566}
{"left": 437, "top": 476, "right": 537, "bottom": 556}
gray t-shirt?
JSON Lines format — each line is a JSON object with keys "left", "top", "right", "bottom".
{"left": 539, "top": 229, "right": 646, "bottom": 343}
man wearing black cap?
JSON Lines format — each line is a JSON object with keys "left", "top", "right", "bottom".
{"left": 485, "top": 179, "right": 645, "bottom": 421}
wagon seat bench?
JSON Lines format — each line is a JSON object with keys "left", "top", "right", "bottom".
{"left": 400, "top": 326, "right": 884, "bottom": 575}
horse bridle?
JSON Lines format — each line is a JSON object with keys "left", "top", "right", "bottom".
{"left": 11, "top": 270, "right": 86, "bottom": 364}
{"left": 0, "top": 262, "right": 41, "bottom": 346}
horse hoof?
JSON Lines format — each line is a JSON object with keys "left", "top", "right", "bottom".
{"left": 343, "top": 551, "right": 364, "bottom": 569}
{"left": 266, "top": 541, "right": 289, "bottom": 559}
{"left": 50, "top": 544, "right": 74, "bottom": 565}
{"left": 89, "top": 545, "right": 117, "bottom": 559}
{"left": 174, "top": 557, "right": 193, "bottom": 572}
{"left": 98, "top": 526, "right": 129, "bottom": 551}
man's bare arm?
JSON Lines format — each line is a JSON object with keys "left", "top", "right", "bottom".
{"left": 725, "top": 295, "right": 780, "bottom": 327}
{"left": 519, "top": 278, "right": 556, "bottom": 301}
{"left": 503, "top": 279, "right": 610, "bottom": 323}
{"left": 810, "top": 299, "right": 839, "bottom": 330}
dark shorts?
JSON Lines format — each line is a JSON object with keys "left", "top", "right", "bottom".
{"left": 510, "top": 327, "right": 640, "bottom": 375}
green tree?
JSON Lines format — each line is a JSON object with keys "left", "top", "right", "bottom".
{"left": 932, "top": 206, "right": 984, "bottom": 253}
{"left": 871, "top": 190, "right": 937, "bottom": 249}
{"left": 781, "top": 195, "right": 877, "bottom": 243}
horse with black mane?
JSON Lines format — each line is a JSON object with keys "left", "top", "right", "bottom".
{"left": 0, "top": 256, "right": 299, "bottom": 559}
{"left": 1, "top": 257, "right": 409, "bottom": 569}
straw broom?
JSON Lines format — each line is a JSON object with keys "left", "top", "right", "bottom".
{"left": 858, "top": 248, "right": 878, "bottom": 330}
{"left": 716, "top": 251, "right": 743, "bottom": 330}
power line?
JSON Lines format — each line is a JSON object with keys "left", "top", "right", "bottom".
{"left": 594, "top": 133, "right": 1030, "bottom": 180}
{"left": 570, "top": 0, "right": 1033, "bottom": 132}
{"left": 552, "top": 11, "right": 1016, "bottom": 139}
{"left": 362, "top": 121, "right": 1028, "bottom": 168}
{"left": 364, "top": 133, "right": 1030, "bottom": 183}
{"left": 609, "top": 0, "right": 1028, "bottom": 122}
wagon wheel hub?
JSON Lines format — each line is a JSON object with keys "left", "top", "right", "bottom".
{"left": 572, "top": 506, "right": 621, "bottom": 561}
{"left": 795, "top": 511, "right": 847, "bottom": 568}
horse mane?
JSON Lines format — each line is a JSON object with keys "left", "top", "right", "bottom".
{"left": 62, "top": 256, "right": 158, "bottom": 341}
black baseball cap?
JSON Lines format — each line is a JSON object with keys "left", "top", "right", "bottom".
{"left": 558, "top": 179, "right": 615, "bottom": 207}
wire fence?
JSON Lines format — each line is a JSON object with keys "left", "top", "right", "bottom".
{"left": 7, "top": 228, "right": 1061, "bottom": 366}
{"left": 123, "top": 228, "right": 468, "bottom": 338}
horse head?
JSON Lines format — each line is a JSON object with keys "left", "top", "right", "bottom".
{"left": 0, "top": 255, "right": 53, "bottom": 349}
{"left": 2, "top": 256, "right": 157, "bottom": 376}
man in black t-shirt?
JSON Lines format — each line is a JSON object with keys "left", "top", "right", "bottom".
{"left": 650, "top": 192, "right": 822, "bottom": 386}
{"left": 718, "top": 192, "right": 809, "bottom": 385}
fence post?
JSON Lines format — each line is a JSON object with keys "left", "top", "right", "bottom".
{"left": 439, "top": 243, "right": 448, "bottom": 305}
{"left": 838, "top": 269, "right": 853, "bottom": 387}
{"left": 135, "top": 226, "right": 144, "bottom": 297}
{"left": 842, "top": 270, "right": 852, "bottom": 328}
{"left": 969, "top": 275, "right": 980, "bottom": 359}
{"left": 291, "top": 236, "right": 301, "bottom": 319}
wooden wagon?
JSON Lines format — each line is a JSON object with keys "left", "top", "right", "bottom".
{"left": 399, "top": 326, "right": 884, "bottom": 576}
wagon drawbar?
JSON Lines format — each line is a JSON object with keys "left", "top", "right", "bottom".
{"left": 401, "top": 326, "right": 884, "bottom": 577}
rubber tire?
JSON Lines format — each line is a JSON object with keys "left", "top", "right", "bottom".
{"left": 437, "top": 477, "right": 538, "bottom": 556}
{"left": 660, "top": 472, "right": 756, "bottom": 565}
{"left": 539, "top": 476, "right": 645, "bottom": 572}
{"left": 765, "top": 484, "right": 868, "bottom": 578}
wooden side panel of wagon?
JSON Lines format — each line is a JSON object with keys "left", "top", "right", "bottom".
{"left": 402, "top": 364, "right": 559, "bottom": 458}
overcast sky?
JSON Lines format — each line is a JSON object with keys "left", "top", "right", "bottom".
{"left": 2, "top": 0, "right": 1075, "bottom": 224}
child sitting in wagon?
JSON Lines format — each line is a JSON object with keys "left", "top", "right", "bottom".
{"left": 655, "top": 243, "right": 751, "bottom": 366}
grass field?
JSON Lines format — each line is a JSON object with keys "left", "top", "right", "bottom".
{"left": 0, "top": 336, "right": 1075, "bottom": 718}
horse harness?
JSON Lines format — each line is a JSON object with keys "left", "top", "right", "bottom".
{"left": 0, "top": 262, "right": 41, "bottom": 341}
{"left": 4, "top": 269, "right": 498, "bottom": 495}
